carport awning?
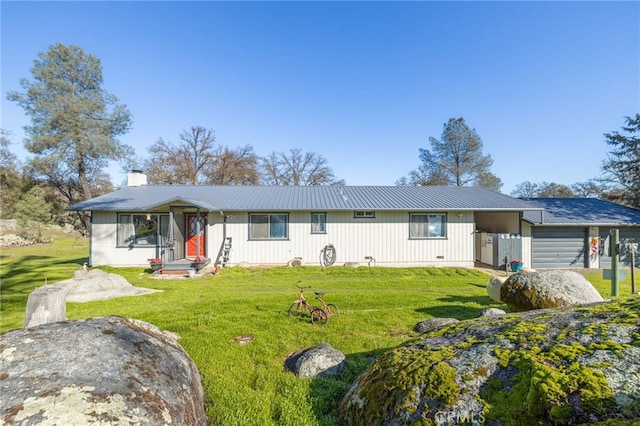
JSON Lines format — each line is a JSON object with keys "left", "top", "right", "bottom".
{"left": 140, "top": 196, "right": 218, "bottom": 211}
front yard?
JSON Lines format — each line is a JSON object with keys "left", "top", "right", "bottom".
{"left": 0, "top": 232, "right": 623, "bottom": 425}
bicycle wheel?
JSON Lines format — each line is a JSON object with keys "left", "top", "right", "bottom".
{"left": 325, "top": 303, "right": 340, "bottom": 318}
{"left": 310, "top": 307, "right": 328, "bottom": 325}
{"left": 288, "top": 303, "right": 303, "bottom": 317}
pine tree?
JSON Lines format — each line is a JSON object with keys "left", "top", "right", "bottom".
{"left": 7, "top": 43, "right": 132, "bottom": 208}
{"left": 603, "top": 114, "right": 640, "bottom": 207}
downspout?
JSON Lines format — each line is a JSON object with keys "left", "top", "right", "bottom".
{"left": 518, "top": 212, "right": 522, "bottom": 234}
{"left": 221, "top": 211, "right": 227, "bottom": 242}
{"left": 88, "top": 213, "right": 94, "bottom": 267}
{"left": 586, "top": 227, "right": 593, "bottom": 268}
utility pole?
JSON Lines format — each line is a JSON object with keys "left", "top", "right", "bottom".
{"left": 631, "top": 243, "right": 637, "bottom": 294}
{"left": 610, "top": 229, "right": 620, "bottom": 297}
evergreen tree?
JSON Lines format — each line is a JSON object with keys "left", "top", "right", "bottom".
{"left": 15, "top": 186, "right": 52, "bottom": 241}
{"left": 400, "top": 118, "right": 501, "bottom": 189}
{"left": 0, "top": 130, "right": 23, "bottom": 218}
{"left": 602, "top": 114, "right": 640, "bottom": 207}
{"left": 7, "top": 43, "right": 132, "bottom": 228}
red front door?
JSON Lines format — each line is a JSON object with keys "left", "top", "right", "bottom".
{"left": 186, "top": 213, "right": 206, "bottom": 258}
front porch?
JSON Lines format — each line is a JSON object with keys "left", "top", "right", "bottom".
{"left": 155, "top": 258, "right": 213, "bottom": 276}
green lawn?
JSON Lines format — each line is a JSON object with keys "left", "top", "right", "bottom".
{"left": 0, "top": 232, "right": 632, "bottom": 425}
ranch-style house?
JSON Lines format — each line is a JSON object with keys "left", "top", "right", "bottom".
{"left": 68, "top": 171, "right": 640, "bottom": 272}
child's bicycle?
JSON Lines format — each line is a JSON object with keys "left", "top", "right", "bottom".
{"left": 288, "top": 281, "right": 340, "bottom": 325}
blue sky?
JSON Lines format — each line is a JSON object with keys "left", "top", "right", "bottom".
{"left": 2, "top": 1, "right": 639, "bottom": 193}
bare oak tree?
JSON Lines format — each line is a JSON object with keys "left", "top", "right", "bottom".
{"left": 144, "top": 126, "right": 218, "bottom": 184}
{"left": 259, "top": 148, "right": 342, "bottom": 186}
{"left": 571, "top": 180, "right": 608, "bottom": 198}
{"left": 205, "top": 144, "right": 259, "bottom": 185}
{"left": 510, "top": 181, "right": 574, "bottom": 198}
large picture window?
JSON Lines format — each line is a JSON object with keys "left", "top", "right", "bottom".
{"left": 410, "top": 213, "right": 447, "bottom": 239}
{"left": 249, "top": 213, "right": 289, "bottom": 240}
{"left": 311, "top": 212, "right": 326, "bottom": 234}
{"left": 117, "top": 213, "right": 169, "bottom": 246}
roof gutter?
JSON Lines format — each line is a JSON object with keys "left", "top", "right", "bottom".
{"left": 528, "top": 222, "right": 638, "bottom": 227}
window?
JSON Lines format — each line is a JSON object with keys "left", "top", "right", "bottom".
{"left": 117, "top": 213, "right": 169, "bottom": 246}
{"left": 249, "top": 213, "right": 289, "bottom": 240}
{"left": 410, "top": 213, "right": 447, "bottom": 239}
{"left": 354, "top": 211, "right": 375, "bottom": 218}
{"left": 311, "top": 212, "right": 326, "bottom": 234}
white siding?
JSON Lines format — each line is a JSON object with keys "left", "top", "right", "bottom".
{"left": 521, "top": 222, "right": 532, "bottom": 268}
{"left": 209, "top": 211, "right": 475, "bottom": 267}
{"left": 89, "top": 212, "right": 159, "bottom": 266}
{"left": 476, "top": 212, "right": 521, "bottom": 234}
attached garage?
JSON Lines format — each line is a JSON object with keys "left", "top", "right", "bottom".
{"left": 531, "top": 226, "right": 588, "bottom": 269}
{"left": 523, "top": 198, "right": 640, "bottom": 270}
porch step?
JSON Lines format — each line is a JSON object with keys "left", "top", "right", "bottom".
{"left": 161, "top": 269, "right": 193, "bottom": 276}
{"left": 161, "top": 262, "right": 195, "bottom": 276}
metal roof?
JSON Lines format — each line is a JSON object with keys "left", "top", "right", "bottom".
{"left": 521, "top": 198, "right": 640, "bottom": 226}
{"left": 68, "top": 185, "right": 543, "bottom": 212}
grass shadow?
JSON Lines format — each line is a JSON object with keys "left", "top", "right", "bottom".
{"left": 415, "top": 294, "right": 504, "bottom": 320}
{"left": 1, "top": 252, "right": 89, "bottom": 331}
{"left": 306, "top": 348, "right": 388, "bottom": 425}
{"left": 1, "top": 256, "right": 89, "bottom": 293}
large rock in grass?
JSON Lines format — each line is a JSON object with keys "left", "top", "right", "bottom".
{"left": 285, "top": 343, "right": 345, "bottom": 378}
{"left": 500, "top": 270, "right": 603, "bottom": 312}
{"left": 55, "top": 268, "right": 161, "bottom": 303}
{"left": 24, "top": 269, "right": 161, "bottom": 328}
{"left": 339, "top": 298, "right": 640, "bottom": 425}
{"left": 0, "top": 316, "right": 207, "bottom": 425}
{"left": 486, "top": 276, "right": 505, "bottom": 303}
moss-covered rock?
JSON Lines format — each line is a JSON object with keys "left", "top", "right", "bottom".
{"left": 414, "top": 317, "right": 459, "bottom": 334}
{"left": 339, "top": 298, "right": 640, "bottom": 425}
{"left": 1, "top": 316, "right": 207, "bottom": 425}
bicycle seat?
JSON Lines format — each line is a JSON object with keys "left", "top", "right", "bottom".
{"left": 315, "top": 291, "right": 325, "bottom": 296}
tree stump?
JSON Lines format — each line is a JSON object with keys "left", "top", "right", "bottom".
{"left": 24, "top": 286, "right": 67, "bottom": 328}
